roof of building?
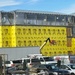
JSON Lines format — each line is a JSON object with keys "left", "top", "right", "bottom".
{"left": 0, "top": 10, "right": 74, "bottom": 16}
{"left": 13, "top": 10, "right": 72, "bottom": 16}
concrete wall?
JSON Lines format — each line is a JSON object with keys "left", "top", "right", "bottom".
{"left": 0, "top": 47, "right": 40, "bottom": 60}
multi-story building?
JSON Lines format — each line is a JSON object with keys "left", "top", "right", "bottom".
{"left": 0, "top": 10, "right": 75, "bottom": 56}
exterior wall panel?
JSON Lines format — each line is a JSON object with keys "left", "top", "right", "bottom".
{"left": 0, "top": 47, "right": 40, "bottom": 60}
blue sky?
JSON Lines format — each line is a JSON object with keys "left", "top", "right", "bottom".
{"left": 0, "top": 0, "right": 75, "bottom": 14}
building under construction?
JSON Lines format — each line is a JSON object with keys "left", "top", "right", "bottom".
{"left": 0, "top": 10, "right": 75, "bottom": 56}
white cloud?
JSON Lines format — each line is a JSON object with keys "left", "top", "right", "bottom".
{"left": 0, "top": 0, "right": 22, "bottom": 7}
{"left": 57, "top": 4, "right": 75, "bottom": 14}
{"left": 25, "top": 0, "right": 39, "bottom": 4}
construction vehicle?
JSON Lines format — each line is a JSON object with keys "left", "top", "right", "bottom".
{"left": 40, "top": 38, "right": 56, "bottom": 50}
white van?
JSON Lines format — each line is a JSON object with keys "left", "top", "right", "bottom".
{"left": 38, "top": 56, "right": 57, "bottom": 64}
{"left": 54, "top": 55, "right": 70, "bottom": 65}
{"left": 27, "top": 54, "right": 57, "bottom": 64}
{"left": 53, "top": 55, "right": 75, "bottom": 65}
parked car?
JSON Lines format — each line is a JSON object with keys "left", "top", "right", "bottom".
{"left": 42, "top": 64, "right": 70, "bottom": 75}
{"left": 60, "top": 64, "right": 75, "bottom": 75}
{"left": 5, "top": 66, "right": 17, "bottom": 75}
{"left": 27, "top": 54, "right": 57, "bottom": 64}
{"left": 39, "top": 56, "right": 57, "bottom": 64}
{"left": 12, "top": 60, "right": 22, "bottom": 70}
{"left": 53, "top": 55, "right": 75, "bottom": 65}
{"left": 5, "top": 61, "right": 15, "bottom": 68}
{"left": 22, "top": 57, "right": 41, "bottom": 69}
{"left": 5, "top": 60, "right": 22, "bottom": 68}
{"left": 31, "top": 64, "right": 58, "bottom": 75}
